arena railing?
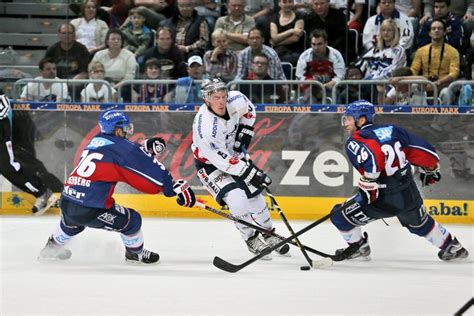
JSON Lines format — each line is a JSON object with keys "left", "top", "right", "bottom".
{"left": 227, "top": 80, "right": 327, "bottom": 105}
{"left": 13, "top": 78, "right": 113, "bottom": 102}
{"left": 447, "top": 80, "right": 474, "bottom": 105}
{"left": 331, "top": 79, "right": 438, "bottom": 105}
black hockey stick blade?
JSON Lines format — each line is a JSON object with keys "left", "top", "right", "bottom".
{"left": 213, "top": 247, "right": 273, "bottom": 273}
{"left": 212, "top": 199, "right": 358, "bottom": 273}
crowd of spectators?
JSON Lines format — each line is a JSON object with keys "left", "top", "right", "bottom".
{"left": 18, "top": 0, "right": 474, "bottom": 105}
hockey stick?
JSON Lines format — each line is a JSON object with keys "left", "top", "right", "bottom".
{"left": 213, "top": 198, "right": 361, "bottom": 273}
{"left": 194, "top": 200, "right": 334, "bottom": 259}
{"left": 263, "top": 185, "right": 314, "bottom": 268}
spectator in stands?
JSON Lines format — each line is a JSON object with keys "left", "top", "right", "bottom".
{"left": 100, "top": 0, "right": 134, "bottom": 27}
{"left": 214, "top": 0, "right": 256, "bottom": 52}
{"left": 244, "top": 0, "right": 274, "bottom": 44}
{"left": 235, "top": 28, "right": 287, "bottom": 80}
{"left": 417, "top": 0, "right": 467, "bottom": 53}
{"left": 305, "top": 0, "right": 354, "bottom": 62}
{"left": 381, "top": 66, "right": 428, "bottom": 105}
{"left": 410, "top": 19, "right": 459, "bottom": 104}
{"left": 140, "top": 26, "right": 187, "bottom": 79}
{"left": 363, "top": 0, "right": 414, "bottom": 51}
{"left": 124, "top": 0, "right": 171, "bottom": 29}
{"left": 295, "top": 29, "right": 345, "bottom": 102}
{"left": 270, "top": 0, "right": 306, "bottom": 66}
{"left": 330, "top": 0, "right": 366, "bottom": 32}
{"left": 165, "top": 55, "right": 208, "bottom": 103}
{"left": 422, "top": 0, "right": 473, "bottom": 40}
{"left": 44, "top": 23, "right": 90, "bottom": 81}
{"left": 160, "top": 0, "right": 210, "bottom": 58}
{"left": 336, "top": 65, "right": 372, "bottom": 104}
{"left": 356, "top": 19, "right": 406, "bottom": 80}
{"left": 120, "top": 8, "right": 153, "bottom": 57}
{"left": 92, "top": 29, "right": 138, "bottom": 102}
{"left": 134, "top": 58, "right": 167, "bottom": 103}
{"left": 203, "top": 28, "right": 238, "bottom": 82}
{"left": 194, "top": 0, "right": 222, "bottom": 31}
{"left": 20, "top": 58, "right": 69, "bottom": 102}
{"left": 70, "top": 0, "right": 109, "bottom": 55}
{"left": 240, "top": 54, "right": 286, "bottom": 103}
{"left": 81, "top": 60, "right": 117, "bottom": 102}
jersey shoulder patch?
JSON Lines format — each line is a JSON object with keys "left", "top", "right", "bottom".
{"left": 372, "top": 126, "right": 393, "bottom": 143}
{"left": 86, "top": 137, "right": 114, "bottom": 149}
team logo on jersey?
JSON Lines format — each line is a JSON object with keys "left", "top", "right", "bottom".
{"left": 373, "top": 126, "right": 393, "bottom": 142}
{"left": 98, "top": 212, "right": 117, "bottom": 225}
{"left": 211, "top": 117, "right": 218, "bottom": 138}
{"left": 347, "top": 140, "right": 360, "bottom": 155}
{"left": 86, "top": 137, "right": 114, "bottom": 149}
{"left": 229, "top": 156, "right": 239, "bottom": 165}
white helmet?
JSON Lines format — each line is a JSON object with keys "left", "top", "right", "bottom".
{"left": 201, "top": 78, "right": 227, "bottom": 100}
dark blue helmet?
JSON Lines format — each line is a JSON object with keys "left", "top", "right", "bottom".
{"left": 98, "top": 110, "right": 133, "bottom": 135}
{"left": 344, "top": 100, "right": 375, "bottom": 123}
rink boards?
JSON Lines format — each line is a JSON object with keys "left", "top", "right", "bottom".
{"left": 1, "top": 102, "right": 473, "bottom": 224}
{"left": 1, "top": 192, "right": 472, "bottom": 224}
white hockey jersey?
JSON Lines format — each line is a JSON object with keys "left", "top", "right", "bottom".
{"left": 192, "top": 90, "right": 256, "bottom": 176}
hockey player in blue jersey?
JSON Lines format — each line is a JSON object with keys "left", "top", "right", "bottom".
{"left": 39, "top": 110, "right": 196, "bottom": 264}
{"left": 331, "top": 100, "right": 468, "bottom": 262}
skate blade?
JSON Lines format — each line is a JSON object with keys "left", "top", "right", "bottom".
{"left": 125, "top": 258, "right": 161, "bottom": 265}
{"left": 34, "top": 194, "right": 59, "bottom": 216}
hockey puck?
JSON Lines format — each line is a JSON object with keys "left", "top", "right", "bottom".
{"left": 300, "top": 265, "right": 311, "bottom": 271}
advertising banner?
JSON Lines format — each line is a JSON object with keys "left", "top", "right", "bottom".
{"left": 1, "top": 102, "right": 473, "bottom": 223}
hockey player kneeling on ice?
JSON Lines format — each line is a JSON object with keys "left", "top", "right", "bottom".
{"left": 38, "top": 110, "right": 196, "bottom": 264}
{"left": 191, "top": 78, "right": 290, "bottom": 259}
{"left": 330, "top": 100, "right": 468, "bottom": 262}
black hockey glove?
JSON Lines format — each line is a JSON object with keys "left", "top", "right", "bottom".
{"left": 240, "top": 162, "right": 272, "bottom": 188}
{"left": 233, "top": 124, "right": 254, "bottom": 152}
{"left": 145, "top": 137, "right": 166, "bottom": 155}
{"left": 420, "top": 166, "right": 441, "bottom": 186}
{"left": 173, "top": 179, "right": 196, "bottom": 208}
{"left": 357, "top": 176, "right": 379, "bottom": 204}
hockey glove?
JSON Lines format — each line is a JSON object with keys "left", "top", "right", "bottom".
{"left": 420, "top": 166, "right": 441, "bottom": 186}
{"left": 173, "top": 179, "right": 196, "bottom": 208}
{"left": 240, "top": 162, "right": 272, "bottom": 188}
{"left": 357, "top": 177, "right": 379, "bottom": 204}
{"left": 233, "top": 124, "right": 254, "bottom": 152}
{"left": 145, "top": 137, "right": 166, "bottom": 155}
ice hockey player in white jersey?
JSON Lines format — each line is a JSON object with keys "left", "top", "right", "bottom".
{"left": 192, "top": 78, "right": 290, "bottom": 258}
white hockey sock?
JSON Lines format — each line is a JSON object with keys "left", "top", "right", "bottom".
{"left": 248, "top": 194, "right": 272, "bottom": 231}
{"left": 223, "top": 189, "right": 256, "bottom": 240}
{"left": 340, "top": 226, "right": 363, "bottom": 244}
{"left": 51, "top": 223, "right": 73, "bottom": 246}
{"left": 424, "top": 222, "right": 450, "bottom": 248}
{"left": 121, "top": 229, "right": 144, "bottom": 251}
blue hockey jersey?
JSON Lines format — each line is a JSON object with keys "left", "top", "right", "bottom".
{"left": 345, "top": 124, "right": 440, "bottom": 178}
{"left": 62, "top": 133, "right": 176, "bottom": 208}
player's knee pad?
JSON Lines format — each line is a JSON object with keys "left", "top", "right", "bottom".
{"left": 121, "top": 208, "right": 142, "bottom": 236}
{"left": 406, "top": 213, "right": 435, "bottom": 237}
{"left": 330, "top": 204, "right": 357, "bottom": 231}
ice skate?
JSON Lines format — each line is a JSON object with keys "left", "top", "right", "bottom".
{"left": 38, "top": 236, "right": 72, "bottom": 260}
{"left": 245, "top": 232, "right": 271, "bottom": 260}
{"left": 438, "top": 237, "right": 469, "bottom": 261}
{"left": 263, "top": 229, "right": 290, "bottom": 256}
{"left": 336, "top": 232, "right": 371, "bottom": 261}
{"left": 125, "top": 248, "right": 160, "bottom": 264}
{"left": 32, "top": 189, "right": 58, "bottom": 216}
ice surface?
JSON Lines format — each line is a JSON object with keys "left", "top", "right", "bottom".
{"left": 1, "top": 216, "right": 472, "bottom": 316}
